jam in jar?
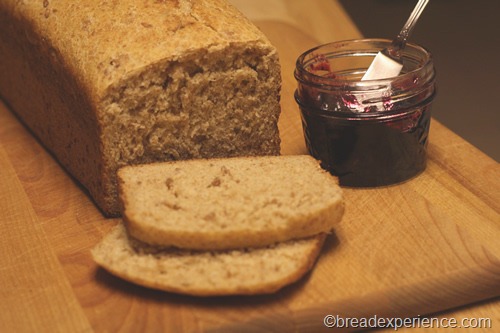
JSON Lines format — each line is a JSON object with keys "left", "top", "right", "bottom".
{"left": 295, "top": 39, "right": 436, "bottom": 187}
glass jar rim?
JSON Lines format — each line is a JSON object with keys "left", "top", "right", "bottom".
{"left": 294, "top": 38, "right": 434, "bottom": 89}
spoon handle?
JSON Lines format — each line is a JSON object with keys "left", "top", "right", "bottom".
{"left": 390, "top": 0, "right": 430, "bottom": 56}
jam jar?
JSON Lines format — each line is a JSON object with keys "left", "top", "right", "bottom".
{"left": 294, "top": 39, "right": 436, "bottom": 187}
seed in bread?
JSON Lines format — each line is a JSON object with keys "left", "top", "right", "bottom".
{"left": 117, "top": 155, "right": 344, "bottom": 250}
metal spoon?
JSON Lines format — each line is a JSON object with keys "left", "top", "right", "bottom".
{"left": 362, "top": 0, "right": 430, "bottom": 81}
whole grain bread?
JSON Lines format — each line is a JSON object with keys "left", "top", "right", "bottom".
{"left": 0, "top": 0, "right": 281, "bottom": 216}
{"left": 118, "top": 155, "right": 344, "bottom": 250}
{"left": 92, "top": 224, "right": 326, "bottom": 296}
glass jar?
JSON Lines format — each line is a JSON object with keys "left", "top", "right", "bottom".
{"left": 294, "top": 39, "right": 436, "bottom": 187}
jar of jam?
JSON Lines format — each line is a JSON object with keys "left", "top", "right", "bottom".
{"left": 294, "top": 39, "right": 436, "bottom": 187}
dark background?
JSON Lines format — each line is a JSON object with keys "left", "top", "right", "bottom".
{"left": 339, "top": 0, "right": 500, "bottom": 161}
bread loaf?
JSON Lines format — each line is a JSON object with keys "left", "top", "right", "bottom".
{"left": 0, "top": 0, "right": 281, "bottom": 216}
{"left": 118, "top": 155, "right": 344, "bottom": 250}
{"left": 92, "top": 224, "right": 326, "bottom": 296}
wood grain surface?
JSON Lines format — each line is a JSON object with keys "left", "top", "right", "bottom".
{"left": 1, "top": 1, "right": 499, "bottom": 332}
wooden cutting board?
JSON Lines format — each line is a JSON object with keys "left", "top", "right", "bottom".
{"left": 1, "top": 4, "right": 499, "bottom": 333}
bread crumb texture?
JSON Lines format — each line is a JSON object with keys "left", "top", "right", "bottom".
{"left": 118, "top": 155, "right": 344, "bottom": 250}
{"left": 92, "top": 224, "right": 326, "bottom": 296}
{"left": 0, "top": 0, "right": 281, "bottom": 216}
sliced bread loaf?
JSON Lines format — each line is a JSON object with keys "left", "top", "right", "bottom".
{"left": 0, "top": 0, "right": 281, "bottom": 216}
{"left": 92, "top": 224, "right": 326, "bottom": 296}
{"left": 117, "top": 155, "right": 344, "bottom": 250}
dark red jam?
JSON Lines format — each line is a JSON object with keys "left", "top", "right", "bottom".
{"left": 298, "top": 100, "right": 432, "bottom": 187}
{"left": 295, "top": 39, "right": 436, "bottom": 187}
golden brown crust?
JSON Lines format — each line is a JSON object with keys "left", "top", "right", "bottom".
{"left": 3, "top": 0, "right": 270, "bottom": 98}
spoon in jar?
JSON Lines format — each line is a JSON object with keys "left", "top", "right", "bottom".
{"left": 362, "top": 0, "right": 430, "bottom": 81}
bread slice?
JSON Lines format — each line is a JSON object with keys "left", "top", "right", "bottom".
{"left": 92, "top": 224, "right": 326, "bottom": 296}
{"left": 117, "top": 155, "right": 344, "bottom": 250}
